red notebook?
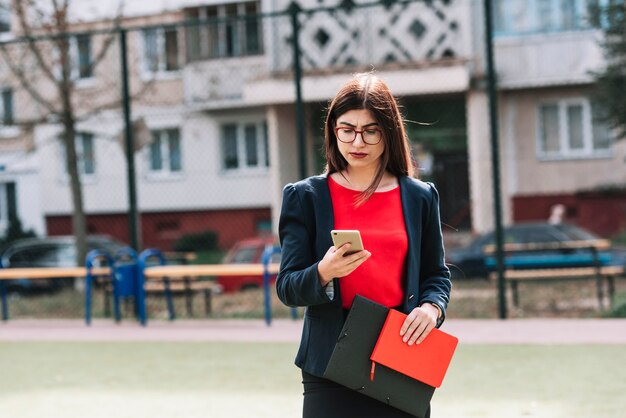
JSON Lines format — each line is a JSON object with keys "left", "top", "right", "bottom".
{"left": 370, "top": 309, "right": 458, "bottom": 388}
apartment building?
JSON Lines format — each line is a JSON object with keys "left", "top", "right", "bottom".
{"left": 0, "top": 0, "right": 622, "bottom": 251}
{"left": 487, "top": 0, "right": 626, "bottom": 237}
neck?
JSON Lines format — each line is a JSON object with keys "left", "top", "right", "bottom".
{"left": 344, "top": 166, "right": 380, "bottom": 190}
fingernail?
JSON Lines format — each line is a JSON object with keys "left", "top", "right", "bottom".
{"left": 402, "top": 337, "right": 408, "bottom": 342}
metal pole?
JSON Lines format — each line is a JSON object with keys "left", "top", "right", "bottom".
{"left": 484, "top": 0, "right": 507, "bottom": 319}
{"left": 290, "top": 3, "right": 307, "bottom": 179}
{"left": 119, "top": 29, "right": 140, "bottom": 251}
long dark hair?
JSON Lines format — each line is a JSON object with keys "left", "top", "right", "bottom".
{"left": 324, "top": 73, "right": 414, "bottom": 203}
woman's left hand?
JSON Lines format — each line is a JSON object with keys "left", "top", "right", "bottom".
{"left": 399, "top": 304, "right": 439, "bottom": 345}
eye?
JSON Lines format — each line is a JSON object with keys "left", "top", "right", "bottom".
{"left": 364, "top": 129, "right": 379, "bottom": 136}
{"left": 340, "top": 128, "right": 355, "bottom": 134}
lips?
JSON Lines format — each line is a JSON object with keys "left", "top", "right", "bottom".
{"left": 349, "top": 152, "right": 368, "bottom": 159}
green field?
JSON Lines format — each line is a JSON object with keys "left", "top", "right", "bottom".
{"left": 1, "top": 342, "right": 625, "bottom": 418}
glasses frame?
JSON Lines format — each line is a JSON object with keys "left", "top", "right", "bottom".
{"left": 334, "top": 127, "right": 383, "bottom": 145}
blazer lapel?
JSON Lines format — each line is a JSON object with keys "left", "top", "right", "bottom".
{"left": 314, "top": 174, "right": 341, "bottom": 304}
{"left": 399, "top": 176, "right": 419, "bottom": 310}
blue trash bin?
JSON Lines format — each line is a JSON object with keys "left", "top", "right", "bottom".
{"left": 112, "top": 248, "right": 145, "bottom": 325}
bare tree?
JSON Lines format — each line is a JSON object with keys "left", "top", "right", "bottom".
{"left": 0, "top": 0, "right": 156, "bottom": 265}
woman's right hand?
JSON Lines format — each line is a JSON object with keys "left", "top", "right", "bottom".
{"left": 317, "top": 243, "right": 371, "bottom": 286}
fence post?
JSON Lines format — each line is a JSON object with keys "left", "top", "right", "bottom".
{"left": 119, "top": 28, "right": 141, "bottom": 251}
{"left": 85, "top": 249, "right": 114, "bottom": 326}
{"left": 484, "top": 0, "right": 507, "bottom": 319}
{"left": 0, "top": 280, "right": 7, "bottom": 321}
{"left": 289, "top": 2, "right": 307, "bottom": 180}
{"left": 590, "top": 245, "right": 605, "bottom": 310}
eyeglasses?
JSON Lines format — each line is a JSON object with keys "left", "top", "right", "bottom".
{"left": 335, "top": 127, "right": 383, "bottom": 145}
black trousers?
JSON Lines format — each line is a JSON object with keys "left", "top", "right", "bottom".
{"left": 302, "top": 370, "right": 430, "bottom": 418}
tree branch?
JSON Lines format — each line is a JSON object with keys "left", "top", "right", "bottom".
{"left": 74, "top": 79, "right": 156, "bottom": 122}
{"left": 14, "top": 0, "right": 60, "bottom": 85}
{"left": 0, "top": 44, "right": 58, "bottom": 115}
{"left": 88, "top": 2, "right": 125, "bottom": 72}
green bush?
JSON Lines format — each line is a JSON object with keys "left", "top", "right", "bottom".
{"left": 604, "top": 291, "right": 626, "bottom": 318}
{"left": 173, "top": 230, "right": 219, "bottom": 252}
{"left": 608, "top": 303, "right": 626, "bottom": 318}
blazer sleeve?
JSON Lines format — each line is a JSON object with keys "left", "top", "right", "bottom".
{"left": 418, "top": 183, "right": 452, "bottom": 326}
{"left": 276, "top": 183, "right": 333, "bottom": 307}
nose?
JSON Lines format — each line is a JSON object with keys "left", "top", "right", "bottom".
{"left": 353, "top": 131, "right": 366, "bottom": 147}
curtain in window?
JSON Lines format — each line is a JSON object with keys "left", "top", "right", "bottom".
{"left": 591, "top": 103, "right": 612, "bottom": 150}
{"left": 164, "top": 29, "right": 179, "bottom": 71}
{"left": 77, "top": 35, "right": 92, "bottom": 78}
{"left": 222, "top": 125, "right": 239, "bottom": 169}
{"left": 540, "top": 104, "right": 560, "bottom": 153}
{"left": 168, "top": 129, "right": 182, "bottom": 171}
{"left": 143, "top": 29, "right": 159, "bottom": 72}
{"left": 81, "top": 133, "right": 95, "bottom": 175}
{"left": 1, "top": 88, "right": 13, "bottom": 125}
{"left": 150, "top": 132, "right": 163, "bottom": 171}
{"left": 566, "top": 105, "right": 584, "bottom": 150}
{"left": 244, "top": 124, "right": 258, "bottom": 167}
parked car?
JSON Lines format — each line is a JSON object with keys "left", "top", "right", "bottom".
{"left": 216, "top": 237, "right": 280, "bottom": 293}
{"left": 0, "top": 235, "right": 126, "bottom": 293}
{"left": 445, "top": 222, "right": 626, "bottom": 279}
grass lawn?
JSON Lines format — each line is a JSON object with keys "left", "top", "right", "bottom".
{"left": 0, "top": 342, "right": 625, "bottom": 418}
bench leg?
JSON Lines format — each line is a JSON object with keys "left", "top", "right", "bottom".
{"left": 511, "top": 280, "right": 519, "bottom": 308}
{"left": 204, "top": 289, "right": 212, "bottom": 316}
{"left": 104, "top": 286, "right": 111, "bottom": 318}
{"left": 163, "top": 278, "right": 176, "bottom": 321}
{"left": 1, "top": 281, "right": 8, "bottom": 321}
{"left": 596, "top": 276, "right": 605, "bottom": 311}
{"left": 185, "top": 285, "right": 193, "bottom": 317}
{"left": 606, "top": 277, "right": 615, "bottom": 309}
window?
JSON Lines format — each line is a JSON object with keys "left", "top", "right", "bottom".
{"left": 76, "top": 34, "right": 92, "bottom": 79}
{"left": 149, "top": 128, "right": 182, "bottom": 174}
{"left": 493, "top": 0, "right": 594, "bottom": 35}
{"left": 537, "top": 99, "right": 613, "bottom": 159}
{"left": 54, "top": 35, "right": 93, "bottom": 80}
{"left": 186, "top": 1, "right": 263, "bottom": 61}
{"left": 142, "top": 27, "right": 180, "bottom": 74}
{"left": 221, "top": 121, "right": 269, "bottom": 172}
{"left": 0, "top": 88, "right": 13, "bottom": 125}
{"left": 62, "top": 132, "right": 95, "bottom": 176}
{"left": 0, "top": 0, "right": 10, "bottom": 34}
{"left": 76, "top": 132, "right": 95, "bottom": 175}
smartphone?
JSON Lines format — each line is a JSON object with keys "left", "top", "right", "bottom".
{"left": 331, "top": 230, "right": 365, "bottom": 255}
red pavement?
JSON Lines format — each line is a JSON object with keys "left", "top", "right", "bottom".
{"left": 1, "top": 318, "right": 625, "bottom": 344}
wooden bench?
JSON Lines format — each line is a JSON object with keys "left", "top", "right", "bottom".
{"left": 486, "top": 240, "right": 625, "bottom": 311}
{"left": 143, "top": 278, "right": 220, "bottom": 316}
{"left": 490, "top": 265, "right": 625, "bottom": 310}
{"left": 0, "top": 267, "right": 112, "bottom": 320}
{"left": 142, "top": 263, "right": 280, "bottom": 319}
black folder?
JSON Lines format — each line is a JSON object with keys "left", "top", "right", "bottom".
{"left": 323, "top": 295, "right": 436, "bottom": 418}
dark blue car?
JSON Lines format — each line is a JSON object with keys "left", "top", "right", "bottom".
{"left": 445, "top": 223, "right": 626, "bottom": 279}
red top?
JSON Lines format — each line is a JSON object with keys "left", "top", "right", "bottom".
{"left": 328, "top": 175, "right": 408, "bottom": 309}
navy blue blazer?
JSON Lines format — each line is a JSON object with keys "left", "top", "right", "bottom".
{"left": 276, "top": 174, "right": 451, "bottom": 377}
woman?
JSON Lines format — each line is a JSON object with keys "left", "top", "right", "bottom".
{"left": 276, "top": 73, "right": 451, "bottom": 418}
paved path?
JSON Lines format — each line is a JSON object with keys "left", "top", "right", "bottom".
{"left": 1, "top": 318, "right": 626, "bottom": 344}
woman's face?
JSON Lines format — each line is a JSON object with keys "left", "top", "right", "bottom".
{"left": 334, "top": 108, "right": 385, "bottom": 171}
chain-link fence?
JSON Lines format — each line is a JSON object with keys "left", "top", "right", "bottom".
{"left": 0, "top": 0, "right": 477, "bottom": 320}
{"left": 1, "top": 0, "right": 624, "bottom": 320}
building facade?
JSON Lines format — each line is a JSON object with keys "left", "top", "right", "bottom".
{"left": 0, "top": 0, "right": 623, "bottom": 252}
